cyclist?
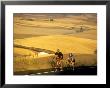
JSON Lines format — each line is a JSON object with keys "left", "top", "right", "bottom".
{"left": 54, "top": 49, "right": 63, "bottom": 71}
{"left": 68, "top": 53, "right": 75, "bottom": 70}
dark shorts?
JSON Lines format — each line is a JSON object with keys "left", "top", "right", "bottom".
{"left": 68, "top": 59, "right": 75, "bottom": 62}
{"left": 73, "top": 59, "right": 75, "bottom": 62}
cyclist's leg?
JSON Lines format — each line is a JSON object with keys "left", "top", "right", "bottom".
{"left": 55, "top": 62, "right": 57, "bottom": 72}
{"left": 72, "top": 61, "right": 75, "bottom": 70}
{"left": 57, "top": 60, "right": 60, "bottom": 71}
{"left": 68, "top": 60, "right": 71, "bottom": 69}
{"left": 55, "top": 60, "right": 59, "bottom": 72}
{"left": 59, "top": 60, "right": 63, "bottom": 71}
{"left": 52, "top": 60, "right": 56, "bottom": 71}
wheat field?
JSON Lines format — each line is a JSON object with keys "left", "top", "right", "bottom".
{"left": 13, "top": 13, "right": 97, "bottom": 74}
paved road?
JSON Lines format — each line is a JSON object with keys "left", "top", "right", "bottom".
{"left": 28, "top": 67, "right": 97, "bottom": 75}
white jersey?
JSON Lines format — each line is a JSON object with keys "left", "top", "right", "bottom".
{"left": 68, "top": 55, "right": 75, "bottom": 62}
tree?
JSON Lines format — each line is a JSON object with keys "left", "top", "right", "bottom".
{"left": 94, "top": 49, "right": 97, "bottom": 54}
{"left": 80, "top": 26, "right": 83, "bottom": 32}
{"left": 49, "top": 18, "right": 54, "bottom": 21}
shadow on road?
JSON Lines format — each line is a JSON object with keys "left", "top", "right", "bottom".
{"left": 14, "top": 66, "right": 97, "bottom": 75}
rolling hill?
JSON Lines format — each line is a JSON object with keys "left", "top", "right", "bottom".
{"left": 13, "top": 13, "right": 97, "bottom": 74}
